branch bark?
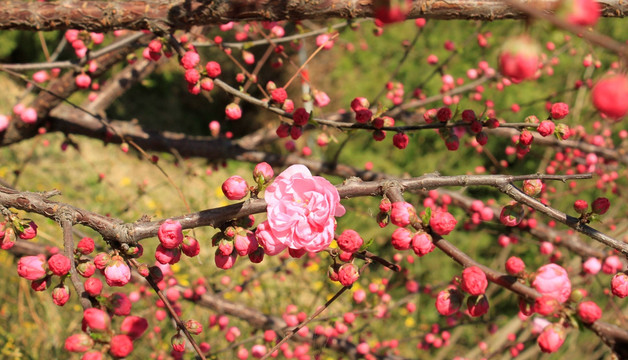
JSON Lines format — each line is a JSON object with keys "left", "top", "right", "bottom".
{"left": 0, "top": 0, "right": 626, "bottom": 32}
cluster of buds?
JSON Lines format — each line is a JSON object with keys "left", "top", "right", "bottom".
{"left": 222, "top": 162, "right": 275, "bottom": 201}
{"left": 155, "top": 219, "right": 201, "bottom": 266}
{"left": 276, "top": 108, "right": 310, "bottom": 140}
{"left": 212, "top": 225, "right": 263, "bottom": 270}
{"left": 572, "top": 196, "right": 610, "bottom": 224}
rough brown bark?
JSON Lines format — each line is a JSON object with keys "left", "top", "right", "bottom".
{"left": 0, "top": 0, "right": 626, "bottom": 32}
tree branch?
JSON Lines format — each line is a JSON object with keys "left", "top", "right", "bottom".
{"left": 0, "top": 0, "right": 627, "bottom": 32}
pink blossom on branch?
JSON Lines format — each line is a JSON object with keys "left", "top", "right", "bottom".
{"left": 532, "top": 263, "right": 571, "bottom": 303}
{"left": 256, "top": 165, "right": 345, "bottom": 254}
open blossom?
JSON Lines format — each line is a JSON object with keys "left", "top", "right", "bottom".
{"left": 532, "top": 263, "right": 571, "bottom": 303}
{"left": 256, "top": 165, "right": 345, "bottom": 254}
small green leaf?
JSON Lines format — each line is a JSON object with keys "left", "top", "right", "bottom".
{"left": 421, "top": 207, "right": 432, "bottom": 226}
{"left": 360, "top": 238, "right": 374, "bottom": 252}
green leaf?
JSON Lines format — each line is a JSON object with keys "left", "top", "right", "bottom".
{"left": 421, "top": 207, "right": 432, "bottom": 226}
{"left": 360, "top": 238, "right": 374, "bottom": 252}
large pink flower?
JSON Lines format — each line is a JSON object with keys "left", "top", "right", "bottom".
{"left": 257, "top": 165, "right": 345, "bottom": 253}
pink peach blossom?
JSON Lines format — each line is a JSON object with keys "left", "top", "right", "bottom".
{"left": 257, "top": 165, "right": 344, "bottom": 253}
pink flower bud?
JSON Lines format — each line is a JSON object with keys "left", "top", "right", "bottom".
{"left": 93, "top": 252, "right": 110, "bottom": 270}
{"left": 337, "top": 229, "right": 363, "bottom": 253}
{"left": 351, "top": 97, "right": 370, "bottom": 112}
{"left": 109, "top": 334, "right": 134, "bottom": 358}
{"left": 435, "top": 286, "right": 463, "bottom": 316}
{"left": 313, "top": 90, "right": 330, "bottom": 108}
{"left": 271, "top": 87, "right": 288, "bottom": 104}
{"left": 158, "top": 219, "right": 184, "bottom": 249}
{"left": 205, "top": 61, "right": 221, "bottom": 78}
{"left": 75, "top": 73, "right": 92, "bottom": 89}
{"left": 602, "top": 255, "right": 622, "bottom": 274}
{"left": 532, "top": 263, "right": 571, "bottom": 303}
{"left": 17, "top": 255, "right": 47, "bottom": 280}
{"left": 567, "top": 0, "right": 600, "bottom": 26}
{"left": 573, "top": 199, "right": 588, "bottom": 214}
{"left": 537, "top": 324, "right": 565, "bottom": 353}
{"left": 537, "top": 120, "right": 555, "bottom": 137}
{"left": 48, "top": 254, "right": 71, "bottom": 276}
{"left": 392, "top": 132, "right": 409, "bottom": 149}
{"left": 391, "top": 227, "right": 413, "bottom": 250}
{"left": 82, "top": 351, "right": 103, "bottom": 360}
{"left": 18, "top": 221, "right": 38, "bottom": 240}
{"left": 180, "top": 50, "right": 200, "bottom": 69}
{"left": 182, "top": 236, "right": 200, "bottom": 257}
{"left": 251, "top": 344, "right": 267, "bottom": 358}
{"left": 77, "top": 237, "right": 95, "bottom": 255}
{"left": 110, "top": 292, "right": 132, "bottom": 316}
{"left": 234, "top": 232, "right": 258, "bottom": 256}
{"left": 505, "top": 256, "right": 525, "bottom": 275}
{"left": 31, "top": 277, "right": 49, "bottom": 291}
{"left": 65, "top": 333, "right": 94, "bottom": 353}
{"left": 293, "top": 107, "right": 310, "bottom": 126}
{"left": 83, "top": 308, "right": 111, "bottom": 332}
{"left": 411, "top": 231, "right": 435, "bottom": 257}
{"left": 379, "top": 198, "right": 392, "bottom": 212}
{"left": 522, "top": 179, "right": 543, "bottom": 197}
{"left": 611, "top": 273, "right": 628, "bottom": 298}
{"left": 225, "top": 103, "right": 242, "bottom": 120}
{"left": 120, "top": 316, "right": 148, "bottom": 340}
{"left": 155, "top": 244, "right": 181, "bottom": 265}
{"left": 215, "top": 249, "right": 237, "bottom": 270}
{"left": 430, "top": 211, "right": 457, "bottom": 235}
{"left": 20, "top": 107, "right": 38, "bottom": 124}
{"left": 577, "top": 301, "right": 602, "bottom": 323}
{"left": 582, "top": 257, "right": 601, "bottom": 275}
{"left": 592, "top": 74, "right": 628, "bottom": 119}
{"left": 499, "top": 203, "right": 524, "bottom": 227}
{"left": 355, "top": 109, "right": 373, "bottom": 123}
{"left": 185, "top": 319, "right": 203, "bottom": 335}
{"left": 461, "top": 266, "right": 488, "bottom": 295}
{"left": 390, "top": 202, "right": 415, "bottom": 227}
{"left": 550, "top": 102, "right": 569, "bottom": 120}
{"left": 338, "top": 263, "right": 359, "bottom": 286}
{"left": 84, "top": 277, "right": 103, "bottom": 296}
{"left": 499, "top": 35, "right": 540, "bottom": 82}
{"left": 248, "top": 247, "right": 265, "bottom": 263}
{"left": 253, "top": 162, "right": 274, "bottom": 183}
{"left": 104, "top": 255, "right": 131, "bottom": 287}
{"left": 534, "top": 295, "right": 559, "bottom": 315}
{"left": 171, "top": 333, "right": 186, "bottom": 352}
{"left": 221, "top": 175, "right": 249, "bottom": 200}
{"left": 591, "top": 197, "right": 610, "bottom": 215}
{"left": 52, "top": 284, "right": 71, "bottom": 306}
{"left": 467, "top": 294, "right": 489, "bottom": 317}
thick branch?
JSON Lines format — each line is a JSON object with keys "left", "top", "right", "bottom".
{"left": 0, "top": 0, "right": 626, "bottom": 32}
